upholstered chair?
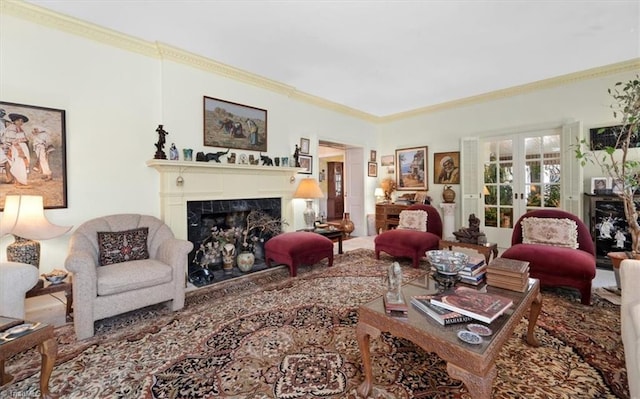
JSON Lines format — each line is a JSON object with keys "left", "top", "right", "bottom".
{"left": 500, "top": 209, "right": 596, "bottom": 305}
{"left": 0, "top": 262, "right": 39, "bottom": 319}
{"left": 621, "top": 259, "right": 640, "bottom": 399}
{"left": 374, "top": 204, "right": 443, "bottom": 268}
{"left": 65, "top": 214, "right": 193, "bottom": 340}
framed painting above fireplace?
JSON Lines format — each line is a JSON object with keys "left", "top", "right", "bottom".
{"left": 203, "top": 96, "right": 267, "bottom": 152}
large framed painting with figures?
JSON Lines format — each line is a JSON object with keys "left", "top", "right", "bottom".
{"left": 203, "top": 96, "right": 267, "bottom": 152}
{"left": 0, "top": 101, "right": 68, "bottom": 210}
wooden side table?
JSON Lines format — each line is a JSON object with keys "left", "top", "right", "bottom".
{"left": 439, "top": 239, "right": 499, "bottom": 265}
{"left": 0, "top": 318, "right": 57, "bottom": 399}
{"left": 26, "top": 276, "right": 73, "bottom": 322}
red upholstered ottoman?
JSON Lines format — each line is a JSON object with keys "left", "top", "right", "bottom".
{"left": 264, "top": 232, "right": 334, "bottom": 277}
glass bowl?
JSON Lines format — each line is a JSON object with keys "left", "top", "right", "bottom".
{"left": 426, "top": 250, "right": 468, "bottom": 275}
{"left": 44, "top": 272, "right": 68, "bottom": 284}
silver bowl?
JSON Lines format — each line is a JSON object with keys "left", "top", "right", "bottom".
{"left": 426, "top": 250, "right": 468, "bottom": 275}
{"left": 44, "top": 273, "right": 68, "bottom": 284}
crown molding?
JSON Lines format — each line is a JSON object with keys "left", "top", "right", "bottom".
{"left": 3, "top": 0, "right": 637, "bottom": 124}
{"left": 381, "top": 58, "right": 640, "bottom": 122}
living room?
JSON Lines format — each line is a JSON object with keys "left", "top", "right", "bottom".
{"left": 0, "top": 1, "right": 638, "bottom": 397}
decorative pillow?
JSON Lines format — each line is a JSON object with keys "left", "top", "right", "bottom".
{"left": 398, "top": 210, "right": 427, "bottom": 232}
{"left": 521, "top": 217, "right": 578, "bottom": 249}
{"left": 98, "top": 227, "right": 150, "bottom": 266}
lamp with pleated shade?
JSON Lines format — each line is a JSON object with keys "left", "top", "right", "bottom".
{"left": 0, "top": 195, "right": 72, "bottom": 267}
{"left": 293, "top": 178, "right": 324, "bottom": 230}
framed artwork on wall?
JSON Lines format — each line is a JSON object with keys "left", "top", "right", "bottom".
{"left": 0, "top": 101, "right": 68, "bottom": 210}
{"left": 298, "top": 154, "right": 312, "bottom": 174}
{"left": 368, "top": 162, "right": 377, "bottom": 177}
{"left": 370, "top": 150, "right": 377, "bottom": 162}
{"left": 381, "top": 154, "right": 395, "bottom": 174}
{"left": 433, "top": 151, "right": 460, "bottom": 184}
{"left": 203, "top": 96, "right": 267, "bottom": 152}
{"left": 300, "top": 137, "right": 310, "bottom": 154}
{"left": 396, "top": 146, "right": 428, "bottom": 191}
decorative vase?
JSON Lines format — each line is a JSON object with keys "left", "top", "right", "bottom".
{"left": 237, "top": 251, "right": 255, "bottom": 272}
{"left": 222, "top": 243, "right": 236, "bottom": 274}
{"left": 340, "top": 213, "right": 355, "bottom": 237}
{"left": 442, "top": 185, "right": 456, "bottom": 203}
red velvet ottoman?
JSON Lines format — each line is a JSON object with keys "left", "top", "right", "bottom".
{"left": 264, "top": 232, "right": 334, "bottom": 277}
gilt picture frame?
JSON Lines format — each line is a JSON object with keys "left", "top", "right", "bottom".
{"left": 396, "top": 146, "right": 428, "bottom": 191}
{"left": 368, "top": 162, "right": 377, "bottom": 177}
{"left": 0, "top": 101, "right": 68, "bottom": 210}
{"left": 203, "top": 96, "right": 267, "bottom": 152}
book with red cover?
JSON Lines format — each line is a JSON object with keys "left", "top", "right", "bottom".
{"left": 430, "top": 286, "right": 513, "bottom": 324}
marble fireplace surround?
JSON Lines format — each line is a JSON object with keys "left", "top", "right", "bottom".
{"left": 146, "top": 159, "right": 301, "bottom": 242}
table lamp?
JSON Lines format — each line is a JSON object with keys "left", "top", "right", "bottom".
{"left": 0, "top": 195, "right": 72, "bottom": 267}
{"left": 374, "top": 187, "right": 385, "bottom": 203}
{"left": 293, "top": 177, "right": 324, "bottom": 230}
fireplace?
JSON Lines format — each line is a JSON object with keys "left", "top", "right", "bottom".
{"left": 147, "top": 159, "right": 300, "bottom": 286}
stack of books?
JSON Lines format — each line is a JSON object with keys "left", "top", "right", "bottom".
{"left": 411, "top": 295, "right": 473, "bottom": 325}
{"left": 429, "top": 286, "right": 514, "bottom": 324}
{"left": 485, "top": 257, "right": 530, "bottom": 292}
{"left": 458, "top": 256, "right": 487, "bottom": 286}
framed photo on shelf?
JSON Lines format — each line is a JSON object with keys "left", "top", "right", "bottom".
{"left": 612, "top": 178, "right": 624, "bottom": 194}
{"left": 298, "top": 154, "right": 312, "bottom": 174}
{"left": 368, "top": 162, "right": 378, "bottom": 177}
{"left": 203, "top": 96, "right": 267, "bottom": 152}
{"left": 300, "top": 137, "right": 310, "bottom": 154}
{"left": 591, "top": 177, "right": 609, "bottom": 194}
{"left": 396, "top": 146, "right": 428, "bottom": 191}
{"left": 433, "top": 151, "right": 460, "bottom": 184}
{"left": 0, "top": 101, "right": 68, "bottom": 210}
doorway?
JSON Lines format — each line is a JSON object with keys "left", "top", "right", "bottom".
{"left": 318, "top": 141, "right": 345, "bottom": 223}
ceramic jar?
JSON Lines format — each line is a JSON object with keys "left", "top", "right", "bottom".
{"left": 340, "top": 213, "right": 355, "bottom": 237}
{"left": 442, "top": 185, "right": 456, "bottom": 203}
{"left": 237, "top": 251, "right": 255, "bottom": 272}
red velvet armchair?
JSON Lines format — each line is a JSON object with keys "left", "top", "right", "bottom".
{"left": 374, "top": 204, "right": 443, "bottom": 268}
{"left": 501, "top": 209, "right": 596, "bottom": 305}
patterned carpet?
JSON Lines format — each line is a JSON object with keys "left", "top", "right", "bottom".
{"left": 1, "top": 249, "right": 627, "bottom": 398}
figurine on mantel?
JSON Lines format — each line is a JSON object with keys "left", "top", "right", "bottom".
{"left": 154, "top": 124, "right": 169, "bottom": 159}
{"left": 453, "top": 213, "right": 487, "bottom": 244}
{"left": 293, "top": 144, "right": 301, "bottom": 167}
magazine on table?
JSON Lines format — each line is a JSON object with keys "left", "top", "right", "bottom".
{"left": 430, "top": 286, "right": 513, "bottom": 324}
{"left": 411, "top": 295, "right": 473, "bottom": 326}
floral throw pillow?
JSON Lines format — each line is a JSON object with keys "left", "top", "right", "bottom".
{"left": 97, "top": 227, "right": 150, "bottom": 266}
{"left": 398, "top": 210, "right": 427, "bottom": 232}
{"left": 521, "top": 217, "right": 578, "bottom": 249}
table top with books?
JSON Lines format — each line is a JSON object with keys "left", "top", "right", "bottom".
{"left": 367, "top": 274, "right": 540, "bottom": 355}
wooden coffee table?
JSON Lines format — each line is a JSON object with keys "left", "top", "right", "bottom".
{"left": 439, "top": 239, "right": 499, "bottom": 265}
{"left": 0, "top": 318, "right": 57, "bottom": 399}
{"left": 356, "top": 278, "right": 542, "bottom": 398}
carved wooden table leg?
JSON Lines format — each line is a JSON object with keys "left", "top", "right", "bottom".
{"left": 526, "top": 289, "right": 543, "bottom": 347}
{"left": 447, "top": 362, "right": 496, "bottom": 399}
{"left": 0, "top": 358, "right": 13, "bottom": 386}
{"left": 356, "top": 321, "right": 381, "bottom": 398}
{"left": 38, "top": 337, "right": 57, "bottom": 399}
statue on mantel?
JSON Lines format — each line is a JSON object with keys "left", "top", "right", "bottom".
{"left": 453, "top": 213, "right": 486, "bottom": 244}
{"left": 154, "top": 124, "right": 168, "bottom": 159}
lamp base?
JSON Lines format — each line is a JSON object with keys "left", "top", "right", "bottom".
{"left": 7, "top": 235, "right": 40, "bottom": 267}
{"left": 303, "top": 199, "right": 316, "bottom": 230}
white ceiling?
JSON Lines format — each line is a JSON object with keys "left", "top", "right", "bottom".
{"left": 26, "top": 0, "right": 640, "bottom": 117}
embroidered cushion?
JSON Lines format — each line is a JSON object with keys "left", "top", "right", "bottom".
{"left": 398, "top": 210, "right": 427, "bottom": 232}
{"left": 98, "top": 227, "right": 150, "bottom": 266}
{"left": 521, "top": 217, "right": 578, "bottom": 249}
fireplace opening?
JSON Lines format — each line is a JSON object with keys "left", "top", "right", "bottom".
{"left": 187, "top": 198, "right": 282, "bottom": 286}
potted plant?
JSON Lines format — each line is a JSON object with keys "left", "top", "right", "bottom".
{"left": 576, "top": 76, "right": 640, "bottom": 258}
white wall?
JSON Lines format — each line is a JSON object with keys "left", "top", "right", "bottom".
{"left": 0, "top": 11, "right": 374, "bottom": 272}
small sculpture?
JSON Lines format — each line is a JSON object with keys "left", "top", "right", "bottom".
{"left": 293, "top": 144, "right": 300, "bottom": 167}
{"left": 169, "top": 143, "right": 179, "bottom": 160}
{"left": 227, "top": 152, "right": 237, "bottom": 164}
{"left": 154, "top": 124, "right": 168, "bottom": 159}
{"left": 385, "top": 262, "right": 403, "bottom": 304}
{"left": 452, "top": 213, "right": 486, "bottom": 244}
{"left": 205, "top": 149, "right": 230, "bottom": 163}
{"left": 260, "top": 153, "right": 273, "bottom": 166}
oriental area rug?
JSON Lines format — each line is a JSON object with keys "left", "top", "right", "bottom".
{"left": 1, "top": 249, "right": 628, "bottom": 399}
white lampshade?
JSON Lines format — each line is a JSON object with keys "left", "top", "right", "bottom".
{"left": 374, "top": 188, "right": 384, "bottom": 197}
{"left": 1, "top": 195, "right": 71, "bottom": 240}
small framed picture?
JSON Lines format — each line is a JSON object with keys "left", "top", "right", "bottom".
{"left": 370, "top": 150, "right": 377, "bottom": 162}
{"left": 298, "top": 154, "right": 312, "bottom": 174}
{"left": 612, "top": 178, "right": 624, "bottom": 194}
{"left": 300, "top": 137, "right": 310, "bottom": 154}
{"left": 591, "top": 177, "right": 609, "bottom": 194}
{"left": 368, "top": 162, "right": 377, "bottom": 177}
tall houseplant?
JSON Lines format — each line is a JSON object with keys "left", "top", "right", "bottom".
{"left": 576, "top": 76, "right": 640, "bottom": 254}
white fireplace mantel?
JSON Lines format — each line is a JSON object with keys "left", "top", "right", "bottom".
{"left": 147, "top": 159, "right": 301, "bottom": 240}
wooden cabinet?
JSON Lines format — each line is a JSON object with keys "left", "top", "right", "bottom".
{"left": 585, "top": 193, "right": 640, "bottom": 269}
{"left": 375, "top": 203, "right": 410, "bottom": 233}
{"left": 326, "top": 162, "right": 344, "bottom": 219}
